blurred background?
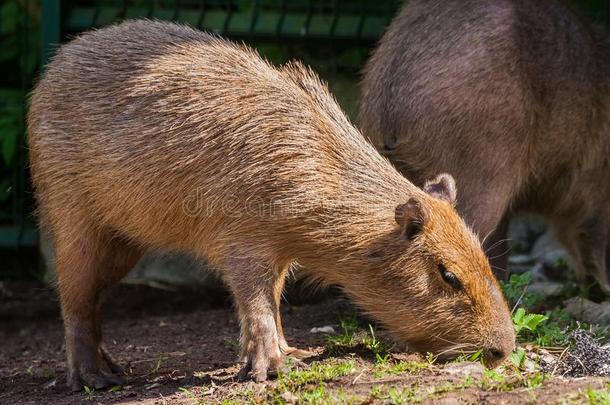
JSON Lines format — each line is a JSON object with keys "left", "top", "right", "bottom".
{"left": 0, "top": 0, "right": 609, "bottom": 287}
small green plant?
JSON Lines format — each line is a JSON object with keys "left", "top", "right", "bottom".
{"left": 584, "top": 383, "right": 610, "bottom": 405}
{"left": 363, "top": 324, "right": 389, "bottom": 358}
{"left": 480, "top": 369, "right": 510, "bottom": 391}
{"left": 508, "top": 347, "right": 527, "bottom": 369}
{"left": 300, "top": 385, "right": 331, "bottom": 404}
{"left": 522, "top": 372, "right": 547, "bottom": 389}
{"left": 83, "top": 386, "right": 95, "bottom": 401}
{"left": 325, "top": 318, "right": 389, "bottom": 359}
{"left": 501, "top": 272, "right": 543, "bottom": 309}
{"left": 512, "top": 307, "right": 548, "bottom": 339}
{"left": 325, "top": 317, "right": 358, "bottom": 353}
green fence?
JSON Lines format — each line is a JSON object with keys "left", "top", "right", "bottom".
{"left": 42, "top": 0, "right": 402, "bottom": 65}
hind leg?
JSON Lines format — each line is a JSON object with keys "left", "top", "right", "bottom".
{"left": 54, "top": 225, "right": 143, "bottom": 391}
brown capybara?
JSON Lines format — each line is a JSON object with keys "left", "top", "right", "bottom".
{"left": 28, "top": 20, "right": 514, "bottom": 391}
{"left": 360, "top": 0, "right": 610, "bottom": 292}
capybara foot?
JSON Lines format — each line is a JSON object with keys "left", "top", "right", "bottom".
{"left": 68, "top": 348, "right": 125, "bottom": 391}
{"left": 237, "top": 356, "right": 284, "bottom": 382}
{"left": 282, "top": 346, "right": 313, "bottom": 359}
{"left": 68, "top": 366, "right": 125, "bottom": 392}
{"left": 237, "top": 342, "right": 284, "bottom": 382}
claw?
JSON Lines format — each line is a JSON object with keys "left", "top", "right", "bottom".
{"left": 67, "top": 349, "right": 126, "bottom": 391}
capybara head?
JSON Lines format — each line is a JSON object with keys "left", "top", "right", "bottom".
{"left": 333, "top": 174, "right": 515, "bottom": 367}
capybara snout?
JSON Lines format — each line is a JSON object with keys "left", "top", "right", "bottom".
{"left": 27, "top": 20, "right": 514, "bottom": 390}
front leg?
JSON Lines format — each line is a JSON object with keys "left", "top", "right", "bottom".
{"left": 223, "top": 257, "right": 286, "bottom": 382}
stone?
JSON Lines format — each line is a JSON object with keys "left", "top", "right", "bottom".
{"left": 564, "top": 298, "right": 610, "bottom": 325}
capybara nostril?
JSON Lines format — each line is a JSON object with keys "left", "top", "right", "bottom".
{"left": 489, "top": 348, "right": 505, "bottom": 360}
{"left": 483, "top": 345, "right": 512, "bottom": 368}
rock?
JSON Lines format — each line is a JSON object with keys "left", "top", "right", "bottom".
{"left": 564, "top": 298, "right": 610, "bottom": 325}
{"left": 442, "top": 362, "right": 483, "bottom": 376}
{"left": 280, "top": 391, "right": 299, "bottom": 404}
{"left": 40, "top": 232, "right": 219, "bottom": 287}
{"left": 507, "top": 213, "right": 546, "bottom": 254}
{"left": 537, "top": 349, "right": 556, "bottom": 369}
{"left": 531, "top": 232, "right": 569, "bottom": 267}
{"left": 310, "top": 326, "right": 336, "bottom": 334}
{"left": 507, "top": 254, "right": 537, "bottom": 275}
{"left": 528, "top": 281, "right": 563, "bottom": 297}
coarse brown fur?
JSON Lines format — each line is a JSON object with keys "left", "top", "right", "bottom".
{"left": 360, "top": 0, "right": 610, "bottom": 291}
{"left": 27, "top": 20, "right": 514, "bottom": 391}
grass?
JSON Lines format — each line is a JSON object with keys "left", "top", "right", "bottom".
{"left": 370, "top": 385, "right": 422, "bottom": 404}
{"left": 372, "top": 355, "right": 428, "bottom": 379}
{"left": 277, "top": 359, "right": 356, "bottom": 390}
{"left": 325, "top": 317, "right": 390, "bottom": 360}
{"left": 583, "top": 384, "right": 610, "bottom": 405}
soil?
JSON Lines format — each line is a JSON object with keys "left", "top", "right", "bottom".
{"left": 0, "top": 281, "right": 608, "bottom": 404}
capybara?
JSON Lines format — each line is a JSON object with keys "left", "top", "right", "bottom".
{"left": 28, "top": 20, "right": 514, "bottom": 390}
{"left": 360, "top": 0, "right": 610, "bottom": 291}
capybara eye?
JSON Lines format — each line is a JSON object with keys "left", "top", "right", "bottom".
{"left": 438, "top": 264, "right": 462, "bottom": 290}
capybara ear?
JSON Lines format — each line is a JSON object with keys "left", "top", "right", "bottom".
{"left": 395, "top": 198, "right": 427, "bottom": 240}
{"left": 424, "top": 173, "right": 457, "bottom": 204}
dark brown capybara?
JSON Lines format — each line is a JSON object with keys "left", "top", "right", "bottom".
{"left": 28, "top": 20, "right": 514, "bottom": 391}
{"left": 360, "top": 0, "right": 610, "bottom": 291}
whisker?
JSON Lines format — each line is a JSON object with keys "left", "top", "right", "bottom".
{"left": 434, "top": 345, "right": 477, "bottom": 359}
{"left": 488, "top": 247, "right": 512, "bottom": 260}
{"left": 481, "top": 228, "right": 495, "bottom": 248}
{"left": 431, "top": 334, "right": 462, "bottom": 346}
{"left": 485, "top": 238, "right": 512, "bottom": 254}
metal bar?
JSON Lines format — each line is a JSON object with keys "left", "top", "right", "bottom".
{"left": 93, "top": 0, "right": 101, "bottom": 26}
{"left": 276, "top": 0, "right": 286, "bottom": 37}
{"left": 173, "top": 0, "right": 181, "bottom": 20}
{"left": 356, "top": 0, "right": 365, "bottom": 43}
{"left": 147, "top": 0, "right": 155, "bottom": 19}
{"left": 303, "top": 0, "right": 313, "bottom": 36}
{"left": 249, "top": 0, "right": 259, "bottom": 37}
{"left": 197, "top": 0, "right": 207, "bottom": 29}
{"left": 223, "top": 0, "right": 233, "bottom": 35}
{"left": 41, "top": 0, "right": 60, "bottom": 66}
{"left": 329, "top": 0, "right": 339, "bottom": 39}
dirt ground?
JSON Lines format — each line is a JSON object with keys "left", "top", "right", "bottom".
{"left": 0, "top": 281, "right": 608, "bottom": 404}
